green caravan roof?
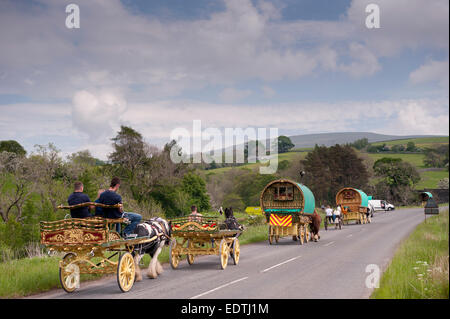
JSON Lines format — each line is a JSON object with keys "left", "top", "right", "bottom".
{"left": 296, "top": 183, "right": 315, "bottom": 214}
{"left": 355, "top": 189, "right": 369, "bottom": 208}
{"left": 422, "top": 192, "right": 433, "bottom": 198}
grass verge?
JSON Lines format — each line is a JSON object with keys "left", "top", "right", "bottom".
{"left": 371, "top": 209, "right": 449, "bottom": 299}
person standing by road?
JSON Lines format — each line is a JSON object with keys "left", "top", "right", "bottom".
{"left": 325, "top": 205, "right": 333, "bottom": 224}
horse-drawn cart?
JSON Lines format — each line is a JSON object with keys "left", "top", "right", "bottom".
{"left": 40, "top": 203, "right": 157, "bottom": 293}
{"left": 260, "top": 179, "right": 315, "bottom": 245}
{"left": 169, "top": 216, "right": 241, "bottom": 270}
{"left": 336, "top": 187, "right": 370, "bottom": 225}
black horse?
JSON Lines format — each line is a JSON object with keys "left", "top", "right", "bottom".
{"left": 132, "top": 217, "right": 172, "bottom": 281}
{"left": 219, "top": 207, "right": 244, "bottom": 233}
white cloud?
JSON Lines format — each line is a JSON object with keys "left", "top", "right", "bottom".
{"left": 409, "top": 60, "right": 449, "bottom": 89}
{"left": 262, "top": 85, "right": 276, "bottom": 98}
{"left": 71, "top": 89, "right": 127, "bottom": 142}
{"left": 219, "top": 87, "right": 252, "bottom": 102}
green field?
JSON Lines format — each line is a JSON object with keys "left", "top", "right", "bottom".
{"left": 415, "top": 170, "right": 449, "bottom": 189}
{"left": 372, "top": 209, "right": 449, "bottom": 299}
{"left": 372, "top": 136, "right": 449, "bottom": 148}
{"left": 367, "top": 153, "right": 427, "bottom": 168}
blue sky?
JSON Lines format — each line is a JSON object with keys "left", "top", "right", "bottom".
{"left": 0, "top": 0, "right": 448, "bottom": 159}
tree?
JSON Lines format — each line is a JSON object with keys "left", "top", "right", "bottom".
{"left": 275, "top": 136, "right": 295, "bottom": 154}
{"left": 350, "top": 138, "right": 369, "bottom": 150}
{"left": 406, "top": 141, "right": 416, "bottom": 152}
{"left": 437, "top": 178, "right": 449, "bottom": 189}
{"left": 373, "top": 157, "right": 420, "bottom": 205}
{"left": 391, "top": 144, "right": 406, "bottom": 153}
{"left": 0, "top": 152, "right": 34, "bottom": 222}
{"left": 181, "top": 172, "right": 211, "bottom": 211}
{"left": 0, "top": 140, "right": 26, "bottom": 156}
{"left": 300, "top": 145, "right": 369, "bottom": 204}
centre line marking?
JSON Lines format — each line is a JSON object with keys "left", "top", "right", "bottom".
{"left": 190, "top": 277, "right": 248, "bottom": 299}
{"left": 323, "top": 241, "right": 335, "bottom": 247}
{"left": 261, "top": 256, "right": 301, "bottom": 273}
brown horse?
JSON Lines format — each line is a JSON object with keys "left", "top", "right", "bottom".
{"left": 310, "top": 209, "right": 322, "bottom": 241}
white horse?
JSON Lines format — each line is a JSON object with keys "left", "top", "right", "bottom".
{"left": 132, "top": 217, "right": 172, "bottom": 281}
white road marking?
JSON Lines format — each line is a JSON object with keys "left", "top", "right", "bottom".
{"left": 190, "top": 277, "right": 249, "bottom": 299}
{"left": 323, "top": 241, "right": 335, "bottom": 247}
{"left": 346, "top": 234, "right": 353, "bottom": 238}
{"left": 261, "top": 256, "right": 301, "bottom": 273}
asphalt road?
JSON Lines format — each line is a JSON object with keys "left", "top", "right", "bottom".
{"left": 32, "top": 207, "right": 431, "bottom": 299}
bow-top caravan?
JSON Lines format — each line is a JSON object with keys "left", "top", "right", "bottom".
{"left": 336, "top": 187, "right": 370, "bottom": 225}
{"left": 260, "top": 179, "right": 315, "bottom": 245}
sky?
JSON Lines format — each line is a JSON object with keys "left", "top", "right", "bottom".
{"left": 0, "top": 0, "right": 448, "bottom": 160}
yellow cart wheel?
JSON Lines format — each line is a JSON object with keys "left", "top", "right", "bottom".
{"left": 187, "top": 239, "right": 195, "bottom": 265}
{"left": 305, "top": 226, "right": 310, "bottom": 243}
{"left": 169, "top": 239, "right": 180, "bottom": 269}
{"left": 117, "top": 252, "right": 135, "bottom": 293}
{"left": 298, "top": 225, "right": 304, "bottom": 245}
{"left": 219, "top": 239, "right": 229, "bottom": 270}
{"left": 268, "top": 226, "right": 273, "bottom": 245}
{"left": 187, "top": 254, "right": 195, "bottom": 265}
{"left": 231, "top": 238, "right": 240, "bottom": 265}
{"left": 59, "top": 252, "right": 79, "bottom": 293}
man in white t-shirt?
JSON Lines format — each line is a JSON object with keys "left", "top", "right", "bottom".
{"left": 325, "top": 205, "right": 333, "bottom": 223}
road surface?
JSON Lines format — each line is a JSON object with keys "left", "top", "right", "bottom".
{"left": 31, "top": 207, "right": 431, "bottom": 299}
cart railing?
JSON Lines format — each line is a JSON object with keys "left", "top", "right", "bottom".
{"left": 170, "top": 216, "right": 219, "bottom": 233}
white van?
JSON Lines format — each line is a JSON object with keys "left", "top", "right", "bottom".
{"left": 369, "top": 199, "right": 395, "bottom": 212}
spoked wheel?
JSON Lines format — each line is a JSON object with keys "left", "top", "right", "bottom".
{"left": 187, "top": 240, "right": 195, "bottom": 265}
{"left": 275, "top": 235, "right": 279, "bottom": 243}
{"left": 59, "top": 252, "right": 79, "bottom": 293}
{"left": 304, "top": 226, "right": 310, "bottom": 243}
{"left": 169, "top": 239, "right": 180, "bottom": 269}
{"left": 231, "top": 238, "right": 240, "bottom": 265}
{"left": 268, "top": 226, "right": 273, "bottom": 245}
{"left": 117, "top": 252, "right": 136, "bottom": 293}
{"left": 219, "top": 239, "right": 229, "bottom": 270}
{"left": 298, "top": 226, "right": 304, "bottom": 245}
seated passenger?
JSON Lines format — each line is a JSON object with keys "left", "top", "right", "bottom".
{"left": 188, "top": 205, "right": 202, "bottom": 222}
{"left": 67, "top": 181, "right": 92, "bottom": 218}
{"left": 97, "top": 177, "right": 142, "bottom": 237}
{"left": 94, "top": 188, "right": 105, "bottom": 217}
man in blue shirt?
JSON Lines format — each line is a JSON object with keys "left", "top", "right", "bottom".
{"left": 98, "top": 177, "right": 142, "bottom": 237}
{"left": 67, "top": 181, "right": 92, "bottom": 218}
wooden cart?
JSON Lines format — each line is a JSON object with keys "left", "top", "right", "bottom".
{"left": 168, "top": 216, "right": 241, "bottom": 270}
{"left": 40, "top": 203, "right": 157, "bottom": 293}
{"left": 324, "top": 215, "right": 343, "bottom": 230}
{"left": 260, "top": 179, "right": 315, "bottom": 245}
{"left": 336, "top": 187, "right": 370, "bottom": 225}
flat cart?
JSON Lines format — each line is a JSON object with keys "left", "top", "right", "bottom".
{"left": 40, "top": 203, "right": 157, "bottom": 293}
{"left": 169, "top": 216, "right": 241, "bottom": 270}
{"left": 336, "top": 188, "right": 370, "bottom": 225}
{"left": 324, "top": 215, "right": 342, "bottom": 230}
{"left": 260, "top": 179, "right": 315, "bottom": 245}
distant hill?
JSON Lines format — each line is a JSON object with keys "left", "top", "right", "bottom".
{"left": 288, "top": 132, "right": 444, "bottom": 149}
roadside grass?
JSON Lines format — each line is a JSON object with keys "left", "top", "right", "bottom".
{"left": 371, "top": 209, "right": 449, "bottom": 299}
